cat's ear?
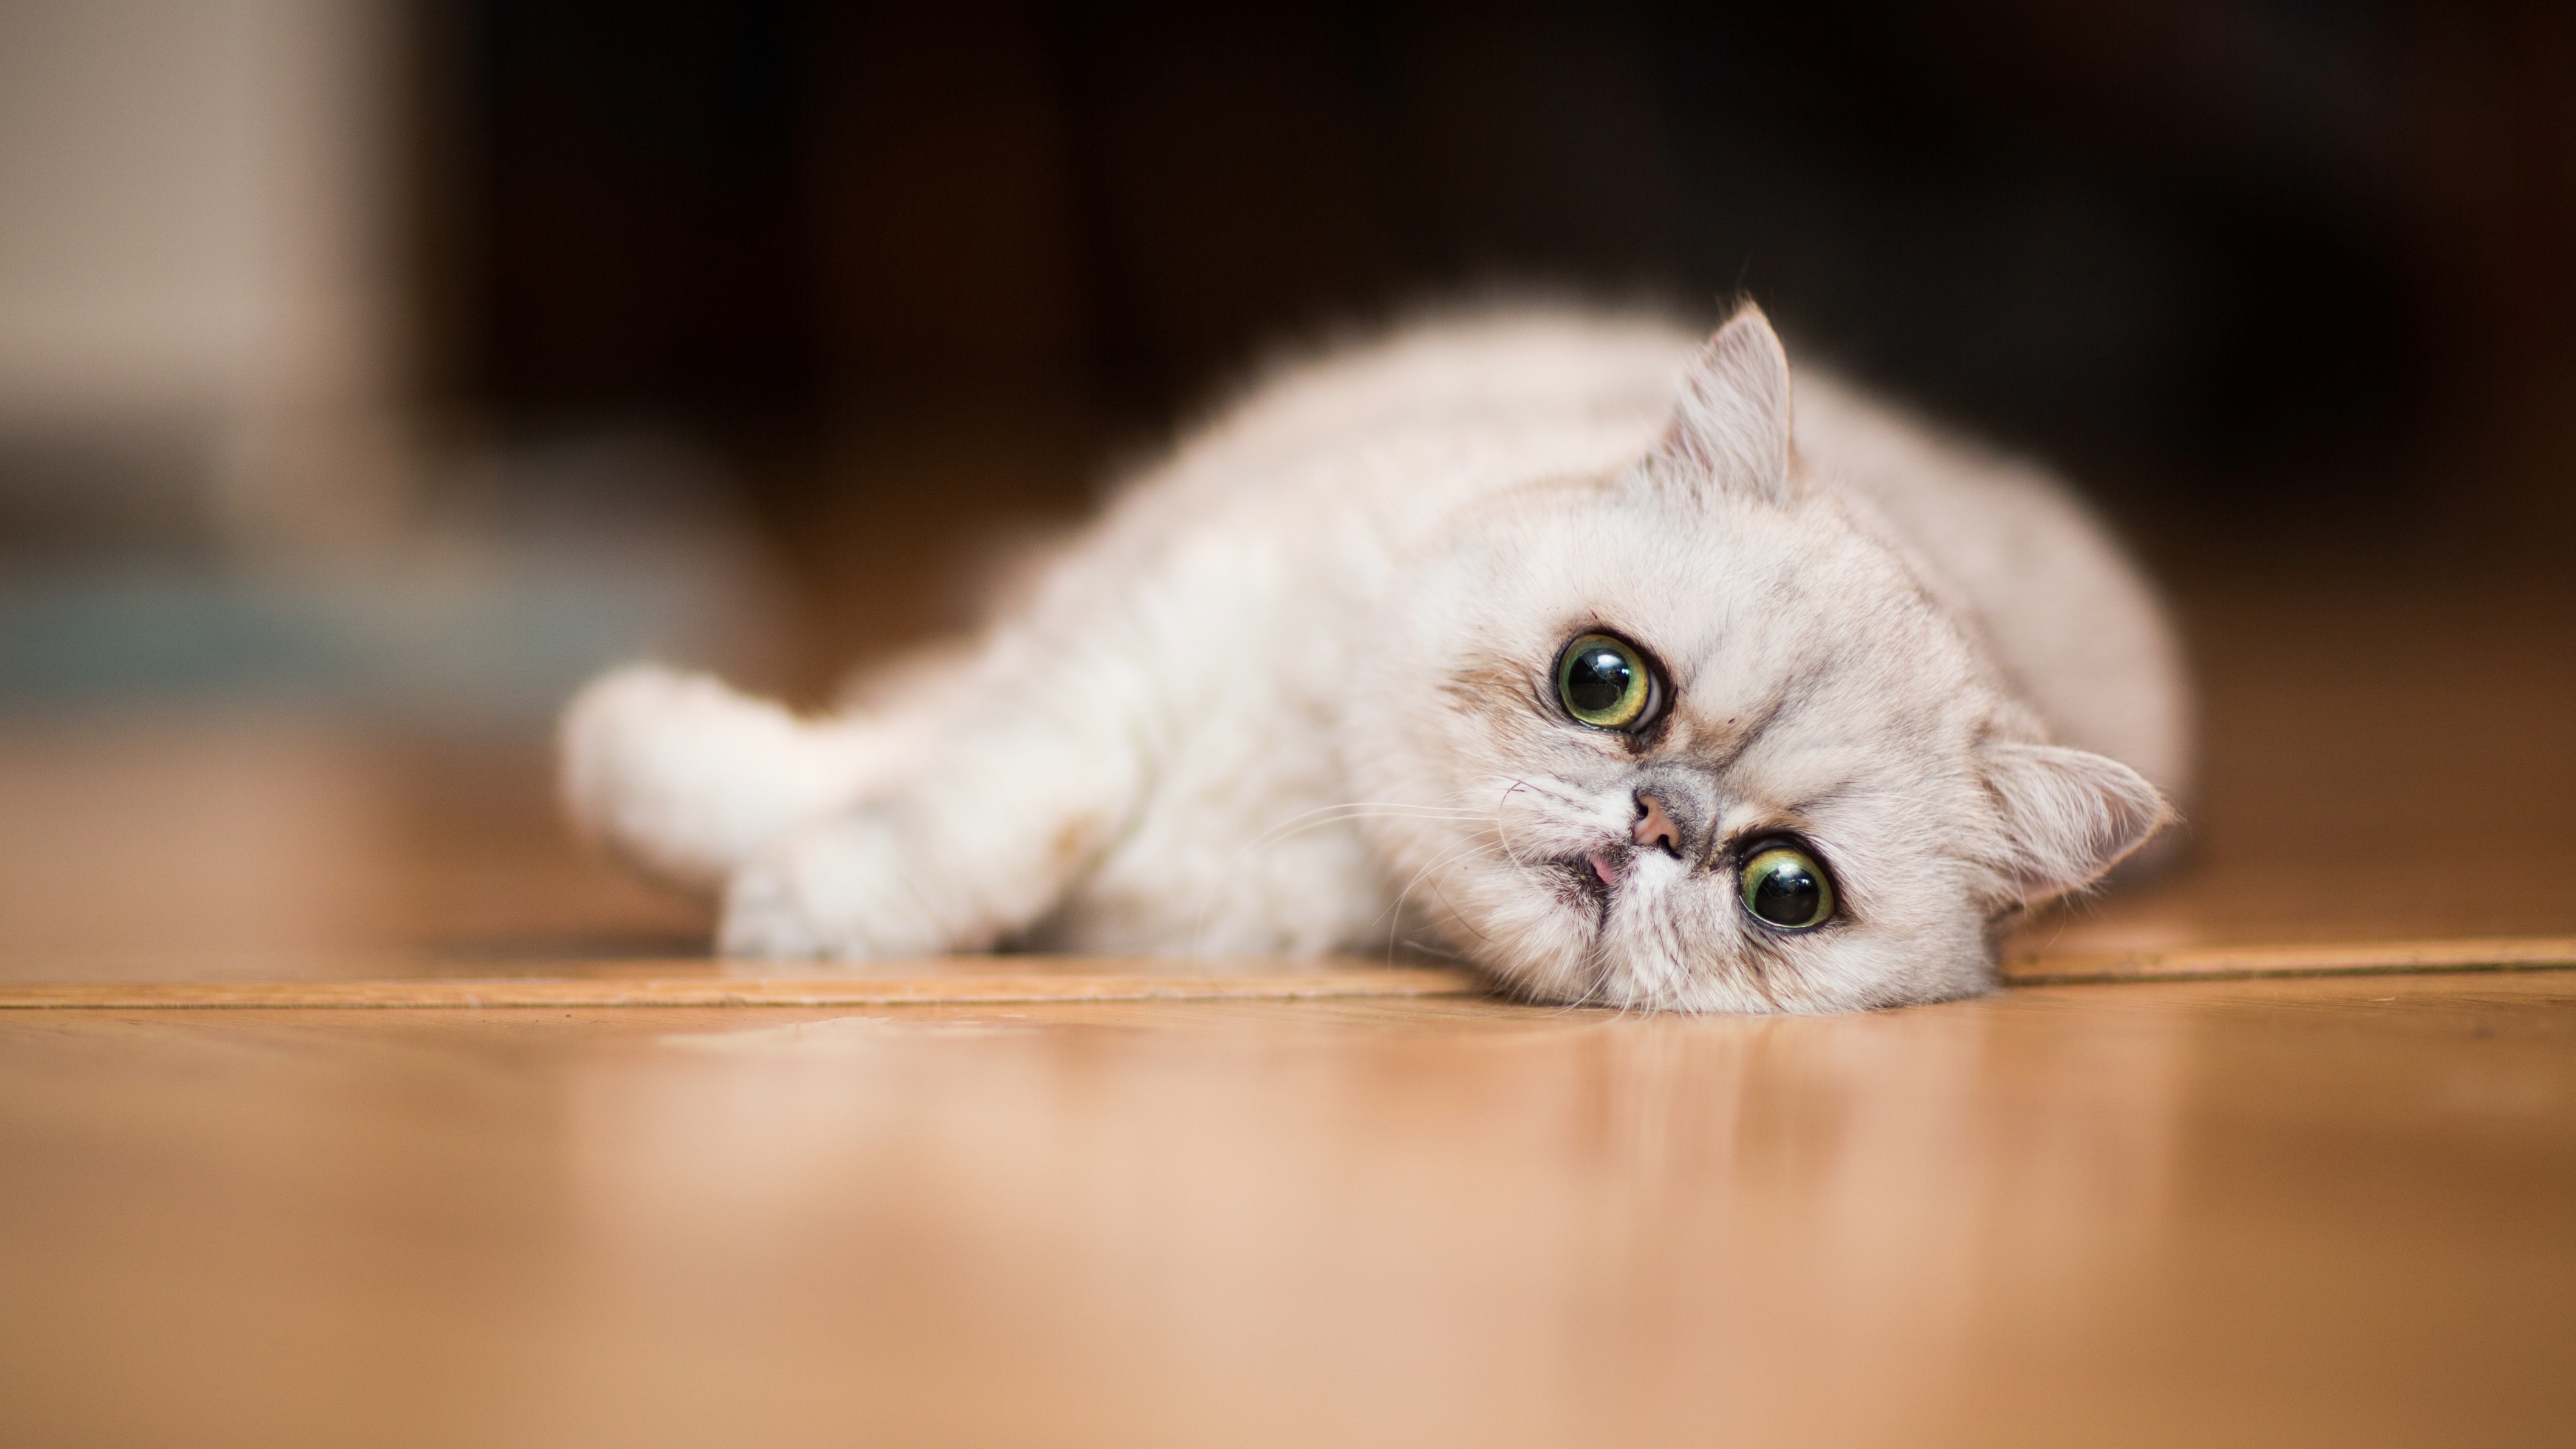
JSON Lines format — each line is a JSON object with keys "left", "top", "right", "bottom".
{"left": 1976, "top": 740, "right": 2170, "bottom": 904}
{"left": 1657, "top": 303, "right": 1797, "bottom": 505}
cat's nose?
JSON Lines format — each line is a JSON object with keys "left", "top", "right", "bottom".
{"left": 1632, "top": 791, "right": 1684, "bottom": 857}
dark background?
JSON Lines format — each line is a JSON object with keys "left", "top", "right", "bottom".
{"left": 411, "top": 0, "right": 2576, "bottom": 686}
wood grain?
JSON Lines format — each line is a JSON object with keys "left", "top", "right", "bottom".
{"left": 1998, "top": 934, "right": 2576, "bottom": 983}
{"left": 4, "top": 936, "right": 2569, "bottom": 1009}
{"left": 0, "top": 964, "right": 1486, "bottom": 1009}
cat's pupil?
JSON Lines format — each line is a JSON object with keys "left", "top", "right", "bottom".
{"left": 1746, "top": 854, "right": 1824, "bottom": 927}
{"left": 1566, "top": 648, "right": 1632, "bottom": 713}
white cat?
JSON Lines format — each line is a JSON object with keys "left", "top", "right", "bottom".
{"left": 562, "top": 304, "right": 2188, "bottom": 1012}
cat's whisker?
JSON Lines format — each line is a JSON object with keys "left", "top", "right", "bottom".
{"left": 1363, "top": 826, "right": 1506, "bottom": 940}
{"left": 1186, "top": 800, "right": 1496, "bottom": 963}
{"left": 1413, "top": 871, "right": 1495, "bottom": 949}
{"left": 1380, "top": 835, "right": 1499, "bottom": 963}
{"left": 1497, "top": 775, "right": 1587, "bottom": 812}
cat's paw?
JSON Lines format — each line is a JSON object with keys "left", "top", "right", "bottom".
{"left": 718, "top": 819, "right": 955, "bottom": 960}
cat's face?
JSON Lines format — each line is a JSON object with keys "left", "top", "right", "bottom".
{"left": 1344, "top": 308, "right": 2166, "bottom": 1012}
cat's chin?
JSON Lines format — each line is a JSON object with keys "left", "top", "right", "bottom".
{"left": 1500, "top": 864, "right": 1783, "bottom": 1013}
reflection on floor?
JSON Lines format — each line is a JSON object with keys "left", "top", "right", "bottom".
{"left": 1, "top": 978, "right": 2569, "bottom": 1447}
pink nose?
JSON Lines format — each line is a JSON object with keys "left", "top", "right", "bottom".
{"left": 1633, "top": 792, "right": 1683, "bottom": 856}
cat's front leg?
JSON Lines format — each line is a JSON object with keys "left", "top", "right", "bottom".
{"left": 716, "top": 716, "right": 1139, "bottom": 960}
{"left": 716, "top": 810, "right": 959, "bottom": 958}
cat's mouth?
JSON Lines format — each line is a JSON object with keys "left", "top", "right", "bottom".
{"left": 1557, "top": 844, "right": 1631, "bottom": 922}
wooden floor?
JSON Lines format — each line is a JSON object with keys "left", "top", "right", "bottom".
{"left": 0, "top": 974, "right": 2566, "bottom": 1449}
{"left": 2, "top": 564, "right": 2572, "bottom": 1446}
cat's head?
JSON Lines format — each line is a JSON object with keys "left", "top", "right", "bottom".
{"left": 1346, "top": 305, "right": 2169, "bottom": 1011}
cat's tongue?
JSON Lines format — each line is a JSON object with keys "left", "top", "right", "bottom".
{"left": 1588, "top": 849, "right": 1626, "bottom": 887}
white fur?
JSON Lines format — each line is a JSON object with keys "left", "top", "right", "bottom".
{"left": 560, "top": 305, "right": 2189, "bottom": 1011}
{"left": 562, "top": 667, "right": 900, "bottom": 889}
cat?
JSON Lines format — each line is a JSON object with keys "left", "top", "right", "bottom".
{"left": 561, "top": 303, "right": 2188, "bottom": 1012}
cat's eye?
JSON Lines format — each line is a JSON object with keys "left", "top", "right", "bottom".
{"left": 1738, "top": 842, "right": 1836, "bottom": 931}
{"left": 1555, "top": 633, "right": 1658, "bottom": 730}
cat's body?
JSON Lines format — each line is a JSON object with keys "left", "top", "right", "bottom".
{"left": 564, "top": 306, "right": 2187, "bottom": 1012}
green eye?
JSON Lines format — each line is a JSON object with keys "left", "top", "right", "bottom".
{"left": 1738, "top": 843, "right": 1835, "bottom": 930}
{"left": 1555, "top": 633, "right": 1655, "bottom": 729}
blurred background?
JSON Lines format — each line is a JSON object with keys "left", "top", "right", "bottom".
{"left": 2, "top": 0, "right": 2571, "bottom": 974}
